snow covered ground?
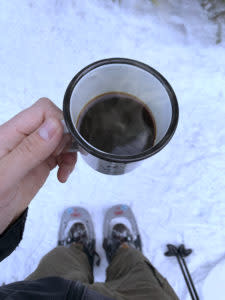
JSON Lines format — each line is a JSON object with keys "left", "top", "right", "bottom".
{"left": 0, "top": 0, "right": 225, "bottom": 298}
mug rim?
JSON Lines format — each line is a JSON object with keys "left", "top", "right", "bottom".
{"left": 63, "top": 57, "right": 179, "bottom": 163}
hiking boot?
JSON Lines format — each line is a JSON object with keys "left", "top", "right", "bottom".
{"left": 66, "top": 222, "right": 100, "bottom": 268}
{"left": 104, "top": 223, "right": 137, "bottom": 263}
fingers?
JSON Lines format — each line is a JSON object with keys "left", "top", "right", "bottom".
{"left": 57, "top": 152, "right": 77, "bottom": 183}
{"left": 0, "top": 118, "right": 64, "bottom": 189}
{"left": 53, "top": 134, "right": 72, "bottom": 157}
{"left": 0, "top": 98, "right": 62, "bottom": 158}
{"left": 46, "top": 156, "right": 58, "bottom": 171}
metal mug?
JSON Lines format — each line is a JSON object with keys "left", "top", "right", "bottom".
{"left": 62, "top": 58, "right": 179, "bottom": 175}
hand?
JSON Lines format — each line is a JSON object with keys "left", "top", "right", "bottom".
{"left": 0, "top": 98, "right": 77, "bottom": 234}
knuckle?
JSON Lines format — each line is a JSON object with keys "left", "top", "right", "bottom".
{"left": 18, "top": 136, "right": 35, "bottom": 156}
{"left": 16, "top": 134, "right": 43, "bottom": 165}
{"left": 37, "top": 97, "right": 54, "bottom": 108}
{"left": 37, "top": 98, "right": 62, "bottom": 117}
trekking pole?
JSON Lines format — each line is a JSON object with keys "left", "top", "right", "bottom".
{"left": 165, "top": 244, "right": 199, "bottom": 300}
{"left": 178, "top": 244, "right": 199, "bottom": 300}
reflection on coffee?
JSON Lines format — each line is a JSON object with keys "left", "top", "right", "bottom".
{"left": 77, "top": 92, "right": 156, "bottom": 155}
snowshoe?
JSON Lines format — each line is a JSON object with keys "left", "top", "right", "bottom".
{"left": 58, "top": 207, "right": 100, "bottom": 267}
{"left": 103, "top": 204, "right": 142, "bottom": 263}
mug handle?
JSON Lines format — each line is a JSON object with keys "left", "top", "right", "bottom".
{"left": 61, "top": 120, "right": 79, "bottom": 152}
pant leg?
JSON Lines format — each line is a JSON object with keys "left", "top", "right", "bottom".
{"left": 90, "top": 246, "right": 179, "bottom": 300}
{"left": 26, "top": 244, "right": 93, "bottom": 284}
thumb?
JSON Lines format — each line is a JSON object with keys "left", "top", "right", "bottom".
{"left": 1, "top": 118, "right": 63, "bottom": 187}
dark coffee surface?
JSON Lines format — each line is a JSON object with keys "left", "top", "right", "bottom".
{"left": 77, "top": 92, "right": 156, "bottom": 155}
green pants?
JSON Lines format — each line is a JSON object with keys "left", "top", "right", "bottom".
{"left": 26, "top": 244, "right": 179, "bottom": 300}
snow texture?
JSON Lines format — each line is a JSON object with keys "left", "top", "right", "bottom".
{"left": 0, "top": 0, "right": 225, "bottom": 299}
{"left": 202, "top": 257, "right": 225, "bottom": 300}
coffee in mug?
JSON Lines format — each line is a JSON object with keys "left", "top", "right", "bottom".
{"left": 76, "top": 92, "right": 156, "bottom": 156}
{"left": 63, "top": 58, "right": 179, "bottom": 175}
